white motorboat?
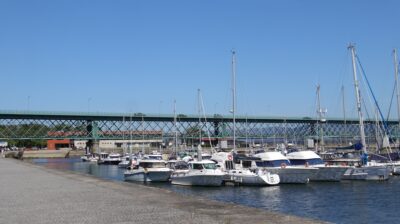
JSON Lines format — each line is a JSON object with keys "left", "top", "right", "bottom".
{"left": 118, "top": 155, "right": 137, "bottom": 168}
{"left": 101, "top": 153, "right": 122, "bottom": 165}
{"left": 254, "top": 151, "right": 316, "bottom": 184}
{"left": 124, "top": 159, "right": 172, "bottom": 182}
{"left": 81, "top": 154, "right": 98, "bottom": 162}
{"left": 286, "top": 150, "right": 348, "bottom": 181}
{"left": 97, "top": 152, "right": 109, "bottom": 164}
{"left": 142, "top": 154, "right": 163, "bottom": 160}
{"left": 211, "top": 152, "right": 280, "bottom": 186}
{"left": 170, "top": 160, "right": 225, "bottom": 186}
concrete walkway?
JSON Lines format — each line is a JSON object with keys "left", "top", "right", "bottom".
{"left": 0, "top": 158, "right": 327, "bottom": 224}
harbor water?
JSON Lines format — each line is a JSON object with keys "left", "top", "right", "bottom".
{"left": 33, "top": 158, "right": 400, "bottom": 223}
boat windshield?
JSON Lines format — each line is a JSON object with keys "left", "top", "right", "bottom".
{"left": 192, "top": 163, "right": 204, "bottom": 170}
{"left": 290, "top": 158, "right": 324, "bottom": 166}
{"left": 256, "top": 160, "right": 290, "bottom": 167}
{"left": 147, "top": 155, "right": 163, "bottom": 160}
{"left": 140, "top": 162, "right": 166, "bottom": 168}
{"left": 191, "top": 163, "right": 216, "bottom": 170}
{"left": 203, "top": 163, "right": 217, "bottom": 170}
{"left": 202, "top": 155, "right": 212, "bottom": 160}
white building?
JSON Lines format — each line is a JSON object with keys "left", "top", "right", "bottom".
{"left": 74, "top": 140, "right": 87, "bottom": 149}
{"left": 99, "top": 139, "right": 163, "bottom": 149}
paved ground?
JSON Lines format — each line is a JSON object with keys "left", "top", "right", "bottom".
{"left": 0, "top": 158, "right": 327, "bottom": 224}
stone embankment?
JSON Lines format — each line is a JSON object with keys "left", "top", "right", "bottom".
{"left": 21, "top": 149, "right": 71, "bottom": 159}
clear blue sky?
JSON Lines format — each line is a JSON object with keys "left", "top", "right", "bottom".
{"left": 1, "top": 0, "right": 399, "bottom": 119}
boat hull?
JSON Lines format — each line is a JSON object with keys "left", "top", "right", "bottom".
{"left": 171, "top": 173, "right": 224, "bottom": 186}
{"left": 262, "top": 167, "right": 315, "bottom": 184}
{"left": 226, "top": 173, "right": 280, "bottom": 186}
{"left": 103, "top": 159, "right": 122, "bottom": 165}
{"left": 393, "top": 166, "right": 400, "bottom": 175}
{"left": 81, "top": 156, "right": 98, "bottom": 162}
{"left": 124, "top": 170, "right": 172, "bottom": 182}
{"left": 342, "top": 166, "right": 390, "bottom": 181}
{"left": 225, "top": 170, "right": 280, "bottom": 186}
{"left": 118, "top": 161, "right": 131, "bottom": 168}
{"left": 310, "top": 167, "right": 349, "bottom": 182}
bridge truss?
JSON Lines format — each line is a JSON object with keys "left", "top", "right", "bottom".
{"left": 0, "top": 111, "right": 399, "bottom": 146}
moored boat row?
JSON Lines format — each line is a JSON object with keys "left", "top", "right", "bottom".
{"left": 116, "top": 147, "right": 396, "bottom": 187}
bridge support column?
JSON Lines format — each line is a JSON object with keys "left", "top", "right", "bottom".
{"left": 92, "top": 141, "right": 99, "bottom": 155}
{"left": 86, "top": 120, "right": 100, "bottom": 154}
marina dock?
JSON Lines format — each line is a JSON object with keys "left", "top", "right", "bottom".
{"left": 0, "top": 157, "right": 326, "bottom": 224}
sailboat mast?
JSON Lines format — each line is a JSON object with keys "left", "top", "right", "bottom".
{"left": 341, "top": 85, "right": 347, "bottom": 144}
{"left": 141, "top": 115, "right": 145, "bottom": 154}
{"left": 129, "top": 114, "right": 133, "bottom": 158}
{"left": 232, "top": 50, "right": 237, "bottom": 151}
{"left": 245, "top": 114, "right": 248, "bottom": 151}
{"left": 122, "top": 115, "right": 126, "bottom": 155}
{"left": 393, "top": 49, "right": 400, "bottom": 133}
{"left": 173, "top": 99, "right": 178, "bottom": 155}
{"left": 349, "top": 44, "right": 367, "bottom": 153}
{"left": 197, "top": 89, "right": 202, "bottom": 147}
{"left": 316, "top": 84, "right": 324, "bottom": 150}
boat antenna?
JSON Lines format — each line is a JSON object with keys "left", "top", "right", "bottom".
{"left": 316, "top": 84, "right": 327, "bottom": 151}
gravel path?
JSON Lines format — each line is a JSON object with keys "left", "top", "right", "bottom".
{"left": 0, "top": 158, "right": 327, "bottom": 224}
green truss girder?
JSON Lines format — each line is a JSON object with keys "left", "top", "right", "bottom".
{"left": 0, "top": 111, "right": 399, "bottom": 145}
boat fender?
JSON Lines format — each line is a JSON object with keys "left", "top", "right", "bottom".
{"left": 228, "top": 154, "right": 233, "bottom": 161}
{"left": 305, "top": 162, "right": 309, "bottom": 167}
{"left": 280, "top": 163, "right": 286, "bottom": 169}
{"left": 325, "top": 163, "right": 328, "bottom": 167}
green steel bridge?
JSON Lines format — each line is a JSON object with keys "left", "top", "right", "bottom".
{"left": 0, "top": 110, "right": 399, "bottom": 146}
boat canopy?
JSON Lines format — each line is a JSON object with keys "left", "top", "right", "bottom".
{"left": 286, "top": 151, "right": 320, "bottom": 160}
{"left": 254, "top": 151, "right": 289, "bottom": 161}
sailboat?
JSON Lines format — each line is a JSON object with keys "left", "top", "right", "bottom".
{"left": 367, "top": 49, "right": 400, "bottom": 175}
{"left": 211, "top": 50, "right": 280, "bottom": 186}
{"left": 340, "top": 44, "right": 390, "bottom": 180}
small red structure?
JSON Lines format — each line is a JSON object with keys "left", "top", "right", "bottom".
{"left": 47, "top": 139, "right": 71, "bottom": 150}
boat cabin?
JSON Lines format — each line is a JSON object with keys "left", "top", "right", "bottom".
{"left": 138, "top": 160, "right": 167, "bottom": 169}
{"left": 189, "top": 160, "right": 217, "bottom": 170}
{"left": 286, "top": 151, "right": 325, "bottom": 166}
{"left": 99, "top": 152, "right": 109, "bottom": 159}
{"left": 254, "top": 151, "right": 291, "bottom": 167}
